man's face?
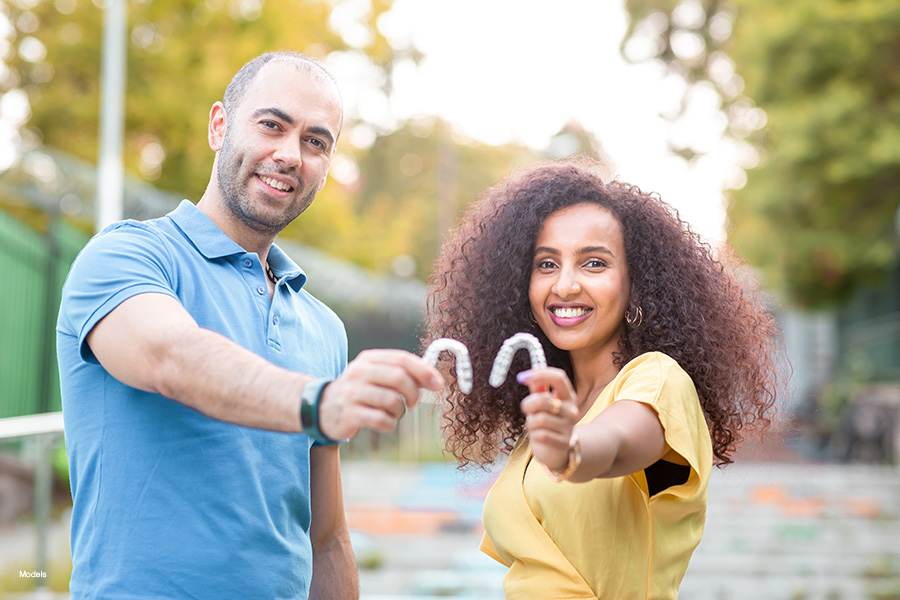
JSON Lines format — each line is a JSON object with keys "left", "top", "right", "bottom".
{"left": 213, "top": 61, "right": 342, "bottom": 236}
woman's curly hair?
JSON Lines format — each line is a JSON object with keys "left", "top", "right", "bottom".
{"left": 423, "top": 157, "right": 784, "bottom": 468}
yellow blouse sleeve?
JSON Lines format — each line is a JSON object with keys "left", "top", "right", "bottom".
{"left": 479, "top": 532, "right": 508, "bottom": 566}
{"left": 608, "top": 352, "right": 711, "bottom": 498}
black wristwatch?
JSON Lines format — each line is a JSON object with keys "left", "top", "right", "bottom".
{"left": 299, "top": 378, "right": 336, "bottom": 444}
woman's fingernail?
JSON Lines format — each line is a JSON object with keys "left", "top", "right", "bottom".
{"left": 516, "top": 370, "right": 532, "bottom": 384}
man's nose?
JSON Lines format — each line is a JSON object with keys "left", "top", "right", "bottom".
{"left": 272, "top": 137, "right": 302, "bottom": 168}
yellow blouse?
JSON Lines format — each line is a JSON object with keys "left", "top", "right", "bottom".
{"left": 480, "top": 352, "right": 712, "bottom": 599}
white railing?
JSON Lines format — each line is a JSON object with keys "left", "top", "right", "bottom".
{"left": 0, "top": 411, "right": 65, "bottom": 587}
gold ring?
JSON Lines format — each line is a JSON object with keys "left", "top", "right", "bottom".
{"left": 548, "top": 397, "right": 562, "bottom": 415}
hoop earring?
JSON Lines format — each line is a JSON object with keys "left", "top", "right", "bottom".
{"left": 625, "top": 306, "right": 643, "bottom": 327}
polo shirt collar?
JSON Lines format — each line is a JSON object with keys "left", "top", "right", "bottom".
{"left": 169, "top": 200, "right": 245, "bottom": 259}
{"left": 169, "top": 200, "right": 307, "bottom": 291}
{"left": 267, "top": 244, "right": 307, "bottom": 292}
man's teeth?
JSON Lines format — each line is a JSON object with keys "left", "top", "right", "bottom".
{"left": 260, "top": 176, "right": 292, "bottom": 192}
{"left": 552, "top": 307, "right": 590, "bottom": 318}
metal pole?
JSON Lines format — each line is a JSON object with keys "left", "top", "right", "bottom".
{"left": 96, "top": 0, "right": 128, "bottom": 231}
{"left": 33, "top": 433, "right": 53, "bottom": 586}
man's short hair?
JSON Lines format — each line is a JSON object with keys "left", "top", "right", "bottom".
{"left": 222, "top": 51, "right": 342, "bottom": 118}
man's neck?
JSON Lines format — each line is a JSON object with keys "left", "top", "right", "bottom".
{"left": 196, "top": 193, "right": 275, "bottom": 262}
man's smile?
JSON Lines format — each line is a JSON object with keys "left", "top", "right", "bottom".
{"left": 257, "top": 174, "right": 295, "bottom": 193}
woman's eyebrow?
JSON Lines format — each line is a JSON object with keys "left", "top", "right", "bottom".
{"left": 579, "top": 245, "right": 616, "bottom": 257}
{"left": 534, "top": 245, "right": 616, "bottom": 257}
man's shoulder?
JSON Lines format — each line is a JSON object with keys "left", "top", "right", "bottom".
{"left": 62, "top": 216, "right": 184, "bottom": 299}
{"left": 86, "top": 216, "right": 172, "bottom": 251}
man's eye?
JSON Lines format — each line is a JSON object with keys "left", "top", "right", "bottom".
{"left": 308, "top": 138, "right": 325, "bottom": 149}
{"left": 261, "top": 120, "right": 279, "bottom": 129}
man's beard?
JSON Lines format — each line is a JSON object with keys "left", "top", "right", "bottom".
{"left": 216, "top": 131, "right": 318, "bottom": 236}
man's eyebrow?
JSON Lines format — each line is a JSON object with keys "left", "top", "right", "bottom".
{"left": 250, "top": 107, "right": 336, "bottom": 147}
{"left": 307, "top": 126, "right": 336, "bottom": 148}
{"left": 251, "top": 107, "right": 294, "bottom": 125}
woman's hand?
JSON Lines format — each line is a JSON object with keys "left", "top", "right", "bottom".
{"left": 518, "top": 367, "right": 580, "bottom": 474}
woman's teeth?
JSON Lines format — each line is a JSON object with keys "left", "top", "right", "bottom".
{"left": 552, "top": 307, "right": 590, "bottom": 318}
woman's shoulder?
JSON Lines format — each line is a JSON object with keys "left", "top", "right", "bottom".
{"left": 620, "top": 351, "right": 686, "bottom": 377}
{"left": 612, "top": 351, "right": 697, "bottom": 397}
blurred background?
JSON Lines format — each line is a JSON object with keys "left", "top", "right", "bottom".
{"left": 0, "top": 0, "right": 898, "bottom": 598}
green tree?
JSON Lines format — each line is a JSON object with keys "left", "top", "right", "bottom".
{"left": 623, "top": 0, "right": 900, "bottom": 308}
{"left": 1, "top": 0, "right": 541, "bottom": 278}
{"left": 295, "top": 117, "right": 536, "bottom": 279}
{"left": 1, "top": 0, "right": 408, "bottom": 230}
{"left": 6, "top": 0, "right": 359, "bottom": 195}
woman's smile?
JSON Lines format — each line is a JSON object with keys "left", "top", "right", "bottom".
{"left": 529, "top": 203, "right": 631, "bottom": 359}
{"left": 548, "top": 304, "right": 593, "bottom": 326}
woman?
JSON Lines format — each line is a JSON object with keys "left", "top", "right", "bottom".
{"left": 423, "top": 157, "right": 783, "bottom": 599}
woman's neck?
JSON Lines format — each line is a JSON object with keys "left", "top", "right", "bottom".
{"left": 569, "top": 343, "right": 621, "bottom": 415}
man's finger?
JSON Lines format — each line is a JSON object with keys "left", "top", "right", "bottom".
{"left": 341, "top": 363, "right": 426, "bottom": 410}
{"left": 354, "top": 349, "right": 444, "bottom": 391}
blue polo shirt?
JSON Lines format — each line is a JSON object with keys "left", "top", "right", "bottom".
{"left": 57, "top": 200, "right": 347, "bottom": 599}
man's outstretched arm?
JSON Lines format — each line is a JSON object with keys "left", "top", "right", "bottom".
{"left": 87, "top": 292, "right": 442, "bottom": 436}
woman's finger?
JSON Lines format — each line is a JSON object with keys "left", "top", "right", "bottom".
{"left": 521, "top": 391, "right": 579, "bottom": 421}
{"left": 516, "top": 366, "right": 577, "bottom": 401}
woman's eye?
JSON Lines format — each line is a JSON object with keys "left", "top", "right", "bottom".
{"left": 586, "top": 259, "right": 608, "bottom": 269}
{"left": 536, "top": 260, "right": 557, "bottom": 269}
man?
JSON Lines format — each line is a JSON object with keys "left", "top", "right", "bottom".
{"left": 56, "top": 51, "right": 441, "bottom": 599}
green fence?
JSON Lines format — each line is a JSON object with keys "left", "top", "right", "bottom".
{"left": 0, "top": 209, "right": 87, "bottom": 419}
{"left": 836, "top": 260, "right": 900, "bottom": 382}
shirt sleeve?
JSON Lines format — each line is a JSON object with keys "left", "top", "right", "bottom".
{"left": 610, "top": 353, "right": 711, "bottom": 499}
{"left": 479, "top": 532, "right": 509, "bottom": 566}
{"left": 58, "top": 222, "right": 179, "bottom": 365}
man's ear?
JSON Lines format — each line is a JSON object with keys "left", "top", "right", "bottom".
{"left": 208, "top": 102, "right": 227, "bottom": 152}
{"left": 317, "top": 172, "right": 328, "bottom": 193}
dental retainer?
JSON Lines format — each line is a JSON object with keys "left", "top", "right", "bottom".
{"left": 422, "top": 338, "right": 473, "bottom": 394}
{"left": 489, "top": 332, "right": 547, "bottom": 388}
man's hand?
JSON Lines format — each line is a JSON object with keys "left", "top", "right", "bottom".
{"left": 316, "top": 349, "right": 443, "bottom": 440}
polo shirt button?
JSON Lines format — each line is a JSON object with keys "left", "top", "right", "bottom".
{"left": 273, "top": 316, "right": 279, "bottom": 325}
{"left": 256, "top": 285, "right": 266, "bottom": 295}
{"left": 243, "top": 258, "right": 253, "bottom": 268}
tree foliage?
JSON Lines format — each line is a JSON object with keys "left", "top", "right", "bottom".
{"left": 623, "top": 0, "right": 900, "bottom": 308}
{"left": 1, "top": 0, "right": 548, "bottom": 278}
{"left": 4, "top": 0, "right": 370, "bottom": 198}
{"left": 1, "top": 0, "right": 613, "bottom": 279}
{"left": 323, "top": 118, "right": 536, "bottom": 279}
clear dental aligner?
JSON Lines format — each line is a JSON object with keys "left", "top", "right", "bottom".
{"left": 422, "top": 338, "right": 473, "bottom": 394}
{"left": 489, "top": 332, "right": 547, "bottom": 388}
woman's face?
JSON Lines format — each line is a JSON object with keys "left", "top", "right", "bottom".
{"left": 529, "top": 203, "right": 631, "bottom": 360}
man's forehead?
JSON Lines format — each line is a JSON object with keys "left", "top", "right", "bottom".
{"left": 237, "top": 61, "right": 342, "bottom": 124}
{"left": 248, "top": 60, "right": 339, "bottom": 100}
